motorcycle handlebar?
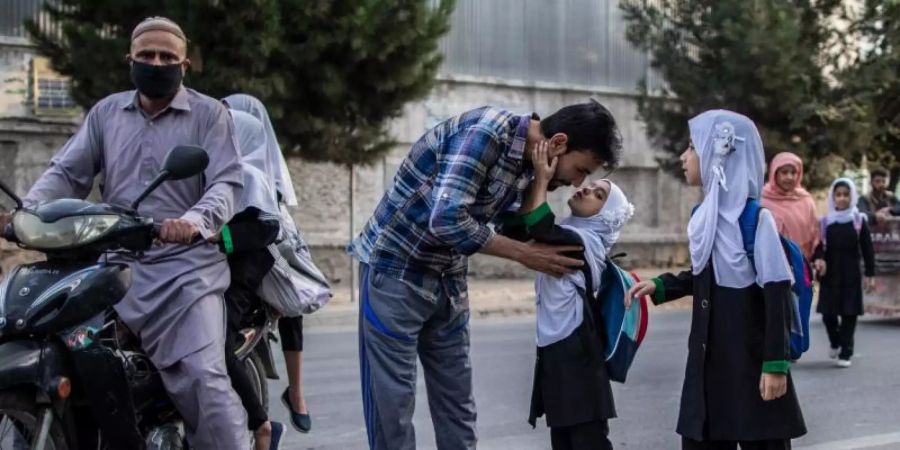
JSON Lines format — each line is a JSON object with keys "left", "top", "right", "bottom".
{"left": 150, "top": 223, "right": 206, "bottom": 245}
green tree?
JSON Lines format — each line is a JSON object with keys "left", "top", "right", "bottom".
{"left": 27, "top": 0, "right": 455, "bottom": 165}
{"left": 620, "top": 0, "right": 847, "bottom": 186}
{"left": 829, "top": 0, "right": 900, "bottom": 174}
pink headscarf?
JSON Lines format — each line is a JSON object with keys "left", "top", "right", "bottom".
{"left": 761, "top": 152, "right": 819, "bottom": 259}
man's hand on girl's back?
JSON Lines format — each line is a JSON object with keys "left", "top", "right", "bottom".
{"left": 520, "top": 241, "right": 583, "bottom": 278}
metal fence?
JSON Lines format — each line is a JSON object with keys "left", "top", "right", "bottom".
{"left": 5, "top": 0, "right": 661, "bottom": 94}
{"left": 435, "top": 0, "right": 662, "bottom": 94}
{"left": 0, "top": 0, "right": 56, "bottom": 40}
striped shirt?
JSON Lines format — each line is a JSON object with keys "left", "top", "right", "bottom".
{"left": 349, "top": 106, "right": 533, "bottom": 305}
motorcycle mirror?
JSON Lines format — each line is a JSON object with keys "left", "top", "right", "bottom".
{"left": 0, "top": 179, "right": 23, "bottom": 210}
{"left": 162, "top": 145, "right": 210, "bottom": 181}
{"left": 130, "top": 146, "right": 210, "bottom": 210}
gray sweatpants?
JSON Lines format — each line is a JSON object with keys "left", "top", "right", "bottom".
{"left": 358, "top": 264, "right": 477, "bottom": 450}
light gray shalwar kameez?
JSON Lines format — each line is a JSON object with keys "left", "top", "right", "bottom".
{"left": 24, "top": 87, "right": 250, "bottom": 449}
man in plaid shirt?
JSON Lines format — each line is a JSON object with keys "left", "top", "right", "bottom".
{"left": 349, "top": 101, "right": 622, "bottom": 450}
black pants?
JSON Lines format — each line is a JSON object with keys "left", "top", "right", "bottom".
{"left": 550, "top": 420, "right": 612, "bottom": 450}
{"left": 279, "top": 315, "right": 304, "bottom": 352}
{"left": 822, "top": 314, "right": 858, "bottom": 359}
{"left": 682, "top": 437, "right": 791, "bottom": 450}
{"left": 225, "top": 327, "right": 269, "bottom": 431}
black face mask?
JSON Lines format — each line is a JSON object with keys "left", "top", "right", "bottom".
{"left": 130, "top": 60, "right": 183, "bottom": 99}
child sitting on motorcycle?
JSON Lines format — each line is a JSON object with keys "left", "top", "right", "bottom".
{"left": 222, "top": 110, "right": 287, "bottom": 450}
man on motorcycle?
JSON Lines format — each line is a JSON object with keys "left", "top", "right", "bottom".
{"left": 2, "top": 17, "right": 250, "bottom": 449}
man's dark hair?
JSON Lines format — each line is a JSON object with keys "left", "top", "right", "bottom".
{"left": 540, "top": 99, "right": 622, "bottom": 168}
{"left": 871, "top": 168, "right": 889, "bottom": 179}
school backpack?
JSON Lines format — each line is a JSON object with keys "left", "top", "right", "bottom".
{"left": 738, "top": 199, "right": 814, "bottom": 361}
{"left": 690, "top": 200, "right": 813, "bottom": 360}
{"left": 583, "top": 259, "right": 650, "bottom": 383}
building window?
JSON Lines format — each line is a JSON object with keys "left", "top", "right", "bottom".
{"left": 29, "top": 56, "right": 78, "bottom": 116}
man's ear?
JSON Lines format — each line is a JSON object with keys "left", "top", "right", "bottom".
{"left": 181, "top": 58, "right": 192, "bottom": 74}
{"left": 549, "top": 133, "right": 568, "bottom": 158}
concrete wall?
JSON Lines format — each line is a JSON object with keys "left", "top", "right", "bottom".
{"left": 288, "top": 79, "right": 700, "bottom": 285}
{"left": 0, "top": 44, "right": 698, "bottom": 287}
{"left": 0, "top": 39, "right": 31, "bottom": 119}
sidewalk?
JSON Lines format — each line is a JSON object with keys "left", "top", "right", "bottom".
{"left": 304, "top": 268, "right": 692, "bottom": 330}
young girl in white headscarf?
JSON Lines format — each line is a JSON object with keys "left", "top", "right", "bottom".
{"left": 627, "top": 110, "right": 806, "bottom": 450}
{"left": 223, "top": 94, "right": 317, "bottom": 434}
{"left": 812, "top": 178, "right": 875, "bottom": 368}
{"left": 501, "top": 142, "right": 633, "bottom": 450}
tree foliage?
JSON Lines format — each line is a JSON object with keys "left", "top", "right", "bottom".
{"left": 619, "top": 0, "right": 875, "bottom": 186}
{"left": 27, "top": 0, "right": 455, "bottom": 165}
{"left": 830, "top": 0, "right": 900, "bottom": 174}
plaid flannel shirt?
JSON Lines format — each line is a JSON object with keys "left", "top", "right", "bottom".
{"left": 349, "top": 106, "right": 533, "bottom": 306}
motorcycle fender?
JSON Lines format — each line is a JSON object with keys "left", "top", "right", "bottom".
{"left": 0, "top": 340, "right": 72, "bottom": 393}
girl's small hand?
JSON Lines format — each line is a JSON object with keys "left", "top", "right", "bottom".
{"left": 531, "top": 140, "right": 557, "bottom": 186}
{"left": 813, "top": 259, "right": 826, "bottom": 277}
{"left": 759, "top": 373, "right": 788, "bottom": 401}
{"left": 626, "top": 280, "right": 656, "bottom": 309}
{"left": 865, "top": 277, "right": 876, "bottom": 293}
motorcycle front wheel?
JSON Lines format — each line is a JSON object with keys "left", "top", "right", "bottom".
{"left": 0, "top": 390, "right": 68, "bottom": 450}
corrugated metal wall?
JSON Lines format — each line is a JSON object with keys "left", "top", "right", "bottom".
{"left": 436, "top": 0, "right": 661, "bottom": 93}
{"left": 0, "top": 0, "right": 54, "bottom": 39}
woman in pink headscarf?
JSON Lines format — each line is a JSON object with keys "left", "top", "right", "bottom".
{"left": 761, "top": 152, "right": 820, "bottom": 260}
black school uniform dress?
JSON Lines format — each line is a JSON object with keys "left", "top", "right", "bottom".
{"left": 500, "top": 205, "right": 615, "bottom": 450}
{"left": 813, "top": 219, "right": 875, "bottom": 359}
{"left": 652, "top": 265, "right": 806, "bottom": 448}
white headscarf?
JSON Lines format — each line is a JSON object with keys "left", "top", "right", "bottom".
{"left": 231, "top": 110, "right": 280, "bottom": 217}
{"left": 535, "top": 180, "right": 634, "bottom": 347}
{"left": 223, "top": 94, "right": 298, "bottom": 206}
{"left": 687, "top": 110, "right": 792, "bottom": 288}
{"left": 825, "top": 178, "right": 864, "bottom": 226}
{"left": 559, "top": 180, "right": 635, "bottom": 291}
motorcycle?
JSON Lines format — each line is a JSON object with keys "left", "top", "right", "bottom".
{"left": 0, "top": 146, "right": 280, "bottom": 449}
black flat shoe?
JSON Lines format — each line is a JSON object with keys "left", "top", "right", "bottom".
{"left": 282, "top": 387, "right": 312, "bottom": 433}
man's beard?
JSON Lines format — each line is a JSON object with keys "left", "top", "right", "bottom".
{"left": 548, "top": 179, "right": 566, "bottom": 191}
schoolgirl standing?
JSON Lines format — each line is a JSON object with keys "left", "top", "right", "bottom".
{"left": 627, "top": 110, "right": 806, "bottom": 449}
{"left": 813, "top": 178, "right": 876, "bottom": 368}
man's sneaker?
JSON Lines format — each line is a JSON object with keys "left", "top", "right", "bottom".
{"left": 269, "top": 421, "right": 284, "bottom": 450}
{"left": 829, "top": 348, "right": 840, "bottom": 360}
{"left": 835, "top": 359, "right": 852, "bottom": 368}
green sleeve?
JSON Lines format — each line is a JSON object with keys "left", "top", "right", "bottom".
{"left": 523, "top": 202, "right": 552, "bottom": 229}
{"left": 651, "top": 277, "right": 667, "bottom": 305}
{"left": 762, "top": 360, "right": 791, "bottom": 374}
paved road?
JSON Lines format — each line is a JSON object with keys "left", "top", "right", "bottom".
{"left": 266, "top": 311, "right": 900, "bottom": 450}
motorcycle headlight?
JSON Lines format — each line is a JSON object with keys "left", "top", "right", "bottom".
{"left": 13, "top": 212, "right": 120, "bottom": 250}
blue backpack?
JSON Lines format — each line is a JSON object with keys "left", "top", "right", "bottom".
{"left": 694, "top": 199, "right": 814, "bottom": 360}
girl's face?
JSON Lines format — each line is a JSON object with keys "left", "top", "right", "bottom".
{"left": 775, "top": 165, "right": 799, "bottom": 192}
{"left": 833, "top": 185, "right": 852, "bottom": 211}
{"left": 680, "top": 142, "right": 702, "bottom": 186}
{"left": 568, "top": 180, "right": 611, "bottom": 217}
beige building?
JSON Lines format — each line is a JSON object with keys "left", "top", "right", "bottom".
{"left": 0, "top": 0, "right": 699, "bottom": 286}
